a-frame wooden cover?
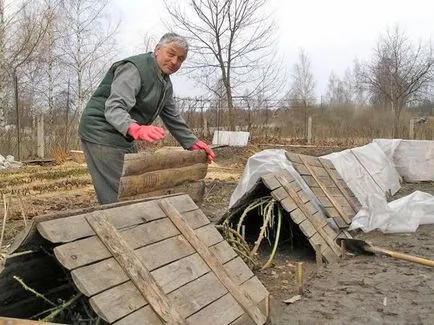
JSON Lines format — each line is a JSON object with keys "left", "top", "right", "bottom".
{"left": 285, "top": 151, "right": 361, "bottom": 229}
{"left": 36, "top": 194, "right": 269, "bottom": 325}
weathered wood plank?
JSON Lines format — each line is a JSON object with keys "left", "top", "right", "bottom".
{"left": 159, "top": 200, "right": 267, "bottom": 325}
{"left": 270, "top": 187, "right": 288, "bottom": 201}
{"left": 72, "top": 227, "right": 229, "bottom": 297}
{"left": 119, "top": 180, "right": 205, "bottom": 204}
{"left": 260, "top": 174, "right": 280, "bottom": 191}
{"left": 9, "top": 193, "right": 182, "bottom": 254}
{"left": 122, "top": 150, "right": 207, "bottom": 177}
{"left": 289, "top": 208, "right": 306, "bottom": 224}
{"left": 298, "top": 219, "right": 316, "bottom": 238}
{"left": 279, "top": 197, "right": 298, "bottom": 213}
{"left": 86, "top": 213, "right": 187, "bottom": 325}
{"left": 118, "top": 163, "right": 208, "bottom": 199}
{"left": 91, "top": 256, "right": 260, "bottom": 323}
{"left": 54, "top": 209, "right": 209, "bottom": 270}
{"left": 37, "top": 194, "right": 197, "bottom": 243}
{"left": 0, "top": 317, "right": 61, "bottom": 325}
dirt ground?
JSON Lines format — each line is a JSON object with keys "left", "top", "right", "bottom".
{"left": 1, "top": 144, "right": 433, "bottom": 324}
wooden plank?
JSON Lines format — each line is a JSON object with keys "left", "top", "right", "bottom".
{"left": 91, "top": 257, "right": 261, "bottom": 323}
{"left": 270, "top": 187, "right": 288, "bottom": 201}
{"left": 118, "top": 163, "right": 208, "bottom": 199}
{"left": 122, "top": 150, "right": 207, "bottom": 177}
{"left": 86, "top": 213, "right": 187, "bottom": 325}
{"left": 54, "top": 209, "right": 209, "bottom": 270}
{"left": 320, "top": 159, "right": 361, "bottom": 212}
{"left": 260, "top": 174, "right": 281, "bottom": 191}
{"left": 9, "top": 193, "right": 182, "bottom": 254}
{"left": 37, "top": 194, "right": 197, "bottom": 243}
{"left": 284, "top": 152, "right": 302, "bottom": 164}
{"left": 119, "top": 180, "right": 205, "bottom": 204}
{"left": 0, "top": 317, "right": 60, "bottom": 325}
{"left": 186, "top": 294, "right": 245, "bottom": 325}
{"left": 291, "top": 163, "right": 310, "bottom": 175}
{"left": 289, "top": 208, "right": 306, "bottom": 224}
{"left": 275, "top": 173, "right": 342, "bottom": 260}
{"left": 72, "top": 227, "right": 229, "bottom": 297}
{"left": 159, "top": 200, "right": 267, "bottom": 325}
{"left": 280, "top": 197, "right": 298, "bottom": 213}
{"left": 109, "top": 257, "right": 252, "bottom": 325}
{"left": 298, "top": 219, "right": 316, "bottom": 238}
{"left": 298, "top": 154, "right": 353, "bottom": 226}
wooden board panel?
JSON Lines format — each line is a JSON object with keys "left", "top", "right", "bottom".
{"left": 275, "top": 172, "right": 342, "bottom": 261}
{"left": 9, "top": 194, "right": 183, "bottom": 254}
{"left": 72, "top": 228, "right": 229, "bottom": 297}
{"left": 91, "top": 257, "right": 263, "bottom": 324}
{"left": 118, "top": 163, "right": 208, "bottom": 199}
{"left": 122, "top": 150, "right": 207, "bottom": 177}
{"left": 37, "top": 194, "right": 197, "bottom": 243}
{"left": 86, "top": 213, "right": 187, "bottom": 324}
{"left": 159, "top": 200, "right": 266, "bottom": 325}
{"left": 54, "top": 209, "right": 209, "bottom": 270}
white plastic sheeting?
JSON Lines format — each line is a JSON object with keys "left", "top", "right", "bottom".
{"left": 322, "top": 142, "right": 402, "bottom": 206}
{"left": 0, "top": 155, "right": 22, "bottom": 169}
{"left": 350, "top": 191, "right": 434, "bottom": 233}
{"left": 230, "top": 141, "right": 434, "bottom": 233}
{"left": 373, "top": 139, "right": 434, "bottom": 182}
{"left": 229, "top": 149, "right": 293, "bottom": 208}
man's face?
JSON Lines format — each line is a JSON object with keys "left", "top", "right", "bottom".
{"left": 154, "top": 42, "right": 187, "bottom": 75}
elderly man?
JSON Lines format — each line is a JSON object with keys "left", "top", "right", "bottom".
{"left": 78, "top": 33, "right": 214, "bottom": 204}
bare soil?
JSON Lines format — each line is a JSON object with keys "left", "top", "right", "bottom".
{"left": 1, "top": 144, "right": 433, "bottom": 324}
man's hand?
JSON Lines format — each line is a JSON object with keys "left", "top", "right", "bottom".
{"left": 190, "top": 140, "right": 215, "bottom": 163}
{"left": 127, "top": 122, "right": 165, "bottom": 143}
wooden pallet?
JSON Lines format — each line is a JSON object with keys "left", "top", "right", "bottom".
{"left": 36, "top": 194, "right": 269, "bottom": 325}
{"left": 285, "top": 152, "right": 361, "bottom": 229}
{"left": 118, "top": 150, "right": 208, "bottom": 202}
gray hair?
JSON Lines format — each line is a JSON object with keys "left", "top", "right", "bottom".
{"left": 158, "top": 33, "right": 189, "bottom": 53}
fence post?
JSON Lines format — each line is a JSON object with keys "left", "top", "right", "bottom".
{"left": 37, "top": 114, "right": 45, "bottom": 158}
{"left": 307, "top": 115, "right": 313, "bottom": 144}
{"left": 409, "top": 118, "right": 415, "bottom": 140}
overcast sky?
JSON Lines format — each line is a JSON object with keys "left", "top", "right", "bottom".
{"left": 111, "top": 0, "right": 434, "bottom": 100}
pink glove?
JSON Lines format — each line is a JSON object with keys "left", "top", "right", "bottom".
{"left": 190, "top": 140, "right": 215, "bottom": 163}
{"left": 127, "top": 122, "right": 165, "bottom": 143}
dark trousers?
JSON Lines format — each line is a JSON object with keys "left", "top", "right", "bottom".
{"left": 81, "top": 140, "right": 134, "bottom": 205}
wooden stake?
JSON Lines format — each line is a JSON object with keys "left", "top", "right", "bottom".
{"left": 315, "top": 244, "right": 323, "bottom": 270}
{"left": 340, "top": 239, "right": 346, "bottom": 259}
{"left": 295, "top": 262, "right": 304, "bottom": 295}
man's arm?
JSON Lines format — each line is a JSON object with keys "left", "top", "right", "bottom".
{"left": 159, "top": 93, "right": 198, "bottom": 149}
{"left": 104, "top": 62, "right": 141, "bottom": 136}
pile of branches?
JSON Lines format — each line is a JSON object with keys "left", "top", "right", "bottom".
{"left": 217, "top": 196, "right": 287, "bottom": 270}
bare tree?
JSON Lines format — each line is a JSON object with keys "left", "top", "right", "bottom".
{"left": 1, "top": 1, "right": 50, "bottom": 159}
{"left": 362, "top": 26, "right": 434, "bottom": 137}
{"left": 164, "top": 0, "right": 283, "bottom": 131}
{"left": 287, "top": 48, "right": 316, "bottom": 137}
{"left": 58, "top": 0, "right": 119, "bottom": 117}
